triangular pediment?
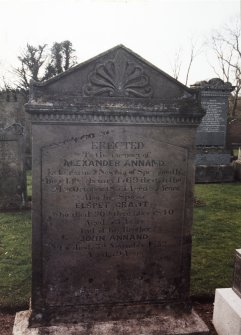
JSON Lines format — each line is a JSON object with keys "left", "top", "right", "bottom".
{"left": 30, "top": 45, "right": 193, "bottom": 101}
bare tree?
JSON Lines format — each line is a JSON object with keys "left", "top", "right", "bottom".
{"left": 0, "top": 76, "right": 13, "bottom": 91}
{"left": 210, "top": 20, "right": 241, "bottom": 117}
{"left": 170, "top": 39, "right": 202, "bottom": 86}
{"left": 185, "top": 40, "right": 199, "bottom": 86}
{"left": 171, "top": 48, "right": 182, "bottom": 80}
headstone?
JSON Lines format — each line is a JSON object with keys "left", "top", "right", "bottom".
{"left": 226, "top": 118, "right": 241, "bottom": 149}
{"left": 13, "top": 45, "right": 208, "bottom": 335}
{"left": 233, "top": 148, "right": 241, "bottom": 181}
{"left": 0, "top": 91, "right": 31, "bottom": 170}
{"left": 238, "top": 148, "right": 241, "bottom": 161}
{"left": 234, "top": 147, "right": 241, "bottom": 181}
{"left": 213, "top": 249, "right": 241, "bottom": 335}
{"left": 191, "top": 78, "right": 235, "bottom": 183}
{"left": 0, "top": 123, "right": 26, "bottom": 210}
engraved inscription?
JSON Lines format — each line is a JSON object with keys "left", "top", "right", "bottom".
{"left": 196, "top": 97, "right": 227, "bottom": 146}
{"left": 41, "top": 127, "right": 187, "bottom": 306}
{"left": 198, "top": 99, "right": 226, "bottom": 133}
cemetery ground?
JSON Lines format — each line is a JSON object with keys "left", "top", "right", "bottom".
{"left": 1, "top": 180, "right": 241, "bottom": 334}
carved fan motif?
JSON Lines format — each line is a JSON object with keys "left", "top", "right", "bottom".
{"left": 83, "top": 52, "right": 153, "bottom": 98}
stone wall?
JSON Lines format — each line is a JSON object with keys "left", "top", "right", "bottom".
{"left": 0, "top": 123, "right": 26, "bottom": 210}
{"left": 0, "top": 90, "right": 31, "bottom": 156}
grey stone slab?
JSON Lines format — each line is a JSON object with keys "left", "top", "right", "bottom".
{"left": 22, "top": 45, "right": 208, "bottom": 333}
{"left": 192, "top": 79, "right": 235, "bottom": 183}
{"left": 195, "top": 165, "right": 234, "bottom": 183}
{"left": 29, "top": 122, "right": 200, "bottom": 324}
{"left": 41, "top": 127, "right": 188, "bottom": 307}
{"left": 195, "top": 152, "right": 231, "bottom": 165}
{"left": 192, "top": 78, "right": 234, "bottom": 148}
{"left": 0, "top": 123, "right": 26, "bottom": 210}
{"left": 13, "top": 309, "right": 209, "bottom": 335}
{"left": 196, "top": 95, "right": 228, "bottom": 147}
{"left": 30, "top": 45, "right": 194, "bottom": 101}
{"left": 233, "top": 249, "right": 241, "bottom": 298}
{"left": 0, "top": 91, "right": 30, "bottom": 156}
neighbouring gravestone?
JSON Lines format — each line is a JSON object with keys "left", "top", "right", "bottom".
{"left": 234, "top": 147, "right": 241, "bottom": 181}
{"left": 0, "top": 91, "right": 31, "bottom": 170}
{"left": 191, "top": 78, "right": 235, "bottom": 183}
{"left": 213, "top": 249, "right": 241, "bottom": 335}
{"left": 227, "top": 119, "right": 241, "bottom": 149}
{"left": 238, "top": 148, "right": 241, "bottom": 161}
{"left": 0, "top": 123, "right": 26, "bottom": 210}
{"left": 13, "top": 45, "right": 209, "bottom": 335}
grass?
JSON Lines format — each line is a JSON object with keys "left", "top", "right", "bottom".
{"left": 191, "top": 183, "right": 241, "bottom": 297}
{"left": 0, "top": 181, "right": 241, "bottom": 309}
{"left": 0, "top": 211, "right": 31, "bottom": 310}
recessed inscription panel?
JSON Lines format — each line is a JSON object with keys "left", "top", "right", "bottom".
{"left": 41, "top": 126, "right": 187, "bottom": 306}
{"left": 196, "top": 97, "right": 227, "bottom": 146}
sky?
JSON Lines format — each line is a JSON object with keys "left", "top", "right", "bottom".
{"left": 0, "top": 0, "right": 240, "bottom": 87}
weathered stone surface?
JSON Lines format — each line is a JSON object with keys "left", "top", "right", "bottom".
{"left": 40, "top": 128, "right": 189, "bottom": 308}
{"left": 13, "top": 309, "right": 209, "bottom": 335}
{"left": 0, "top": 91, "right": 31, "bottom": 167}
{"left": 0, "top": 123, "right": 26, "bottom": 210}
{"left": 192, "top": 78, "right": 234, "bottom": 147}
{"left": 196, "top": 94, "right": 228, "bottom": 147}
{"left": 227, "top": 120, "right": 241, "bottom": 149}
{"left": 233, "top": 249, "right": 241, "bottom": 298}
{"left": 192, "top": 78, "right": 234, "bottom": 183}
{"left": 18, "top": 45, "right": 208, "bottom": 333}
{"left": 195, "top": 148, "right": 231, "bottom": 165}
{"left": 195, "top": 165, "right": 234, "bottom": 183}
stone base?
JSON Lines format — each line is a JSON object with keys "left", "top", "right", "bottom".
{"left": 13, "top": 309, "right": 209, "bottom": 335}
{"left": 213, "top": 288, "right": 241, "bottom": 335}
{"left": 234, "top": 160, "right": 241, "bottom": 181}
{"left": 195, "top": 151, "right": 232, "bottom": 166}
{"left": 195, "top": 165, "right": 234, "bottom": 183}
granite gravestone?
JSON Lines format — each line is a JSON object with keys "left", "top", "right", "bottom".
{"left": 191, "top": 78, "right": 234, "bottom": 183}
{"left": 0, "top": 123, "right": 26, "bottom": 210}
{"left": 213, "top": 249, "right": 241, "bottom": 335}
{"left": 13, "top": 45, "right": 208, "bottom": 335}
